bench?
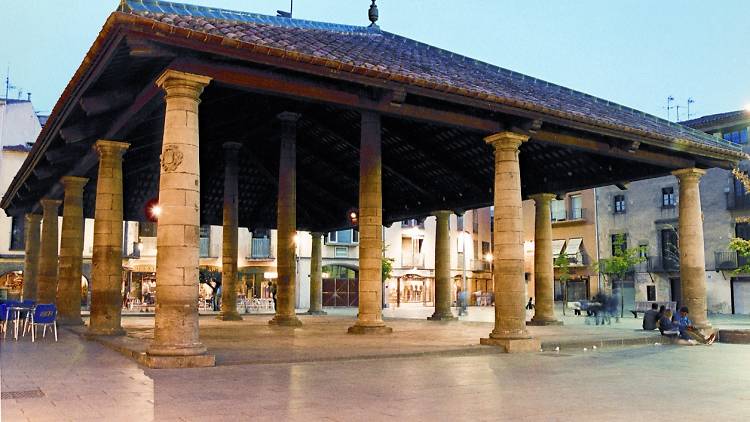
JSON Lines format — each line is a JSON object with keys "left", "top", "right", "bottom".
{"left": 630, "top": 301, "right": 676, "bottom": 318}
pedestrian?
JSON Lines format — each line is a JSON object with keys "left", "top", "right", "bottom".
{"left": 658, "top": 309, "right": 679, "bottom": 337}
{"left": 526, "top": 297, "right": 534, "bottom": 310}
{"left": 457, "top": 288, "right": 467, "bottom": 316}
{"left": 269, "top": 281, "right": 277, "bottom": 311}
{"left": 676, "top": 306, "right": 716, "bottom": 345}
{"left": 642, "top": 303, "right": 659, "bottom": 330}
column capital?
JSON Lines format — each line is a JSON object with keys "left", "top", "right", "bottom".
{"left": 484, "top": 131, "right": 529, "bottom": 150}
{"left": 94, "top": 140, "right": 130, "bottom": 158}
{"left": 529, "top": 193, "right": 557, "bottom": 204}
{"left": 25, "top": 213, "right": 42, "bottom": 224}
{"left": 156, "top": 69, "right": 212, "bottom": 100}
{"left": 61, "top": 176, "right": 89, "bottom": 192}
{"left": 671, "top": 167, "right": 706, "bottom": 182}
{"left": 310, "top": 231, "right": 325, "bottom": 238}
{"left": 40, "top": 198, "right": 62, "bottom": 211}
{"left": 277, "top": 111, "right": 301, "bottom": 123}
{"left": 432, "top": 210, "right": 452, "bottom": 218}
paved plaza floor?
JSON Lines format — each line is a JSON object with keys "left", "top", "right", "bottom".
{"left": 2, "top": 325, "right": 749, "bottom": 421}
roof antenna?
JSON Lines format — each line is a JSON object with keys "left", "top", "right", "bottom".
{"left": 368, "top": 0, "right": 379, "bottom": 28}
{"left": 277, "top": 0, "right": 293, "bottom": 18}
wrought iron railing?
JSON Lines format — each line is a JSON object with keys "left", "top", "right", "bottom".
{"left": 250, "top": 237, "right": 272, "bottom": 259}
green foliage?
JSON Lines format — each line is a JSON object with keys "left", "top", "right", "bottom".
{"left": 382, "top": 245, "right": 394, "bottom": 281}
{"left": 729, "top": 237, "right": 750, "bottom": 274}
{"left": 593, "top": 234, "right": 647, "bottom": 283}
{"left": 554, "top": 245, "right": 571, "bottom": 284}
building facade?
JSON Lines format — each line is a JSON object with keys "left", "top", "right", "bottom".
{"left": 596, "top": 110, "right": 750, "bottom": 314}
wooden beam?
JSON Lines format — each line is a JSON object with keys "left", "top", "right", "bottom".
{"left": 59, "top": 119, "right": 112, "bottom": 144}
{"left": 79, "top": 88, "right": 136, "bottom": 116}
{"left": 104, "top": 78, "right": 163, "bottom": 139}
{"left": 531, "top": 130, "right": 694, "bottom": 169}
{"left": 32, "top": 167, "right": 58, "bottom": 180}
{"left": 171, "top": 60, "right": 501, "bottom": 133}
{"left": 45, "top": 144, "right": 89, "bottom": 164}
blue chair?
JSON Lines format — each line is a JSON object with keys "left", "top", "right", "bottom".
{"left": 29, "top": 304, "right": 57, "bottom": 342}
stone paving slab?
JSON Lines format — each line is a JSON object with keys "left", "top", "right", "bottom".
{"left": 69, "top": 314, "right": 674, "bottom": 367}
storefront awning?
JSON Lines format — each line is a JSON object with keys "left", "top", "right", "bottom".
{"left": 552, "top": 239, "right": 566, "bottom": 256}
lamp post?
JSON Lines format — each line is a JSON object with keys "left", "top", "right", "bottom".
{"left": 461, "top": 231, "right": 470, "bottom": 314}
{"left": 293, "top": 232, "right": 300, "bottom": 309}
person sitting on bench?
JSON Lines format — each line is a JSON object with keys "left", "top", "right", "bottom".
{"left": 642, "top": 302, "right": 659, "bottom": 330}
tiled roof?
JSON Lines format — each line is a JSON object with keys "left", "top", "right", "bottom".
{"left": 681, "top": 110, "right": 750, "bottom": 129}
{"left": 119, "top": 0, "right": 739, "bottom": 158}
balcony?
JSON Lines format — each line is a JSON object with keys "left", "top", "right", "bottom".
{"left": 551, "top": 208, "right": 586, "bottom": 225}
{"left": 715, "top": 251, "right": 738, "bottom": 270}
{"left": 199, "top": 237, "right": 210, "bottom": 258}
{"left": 402, "top": 254, "right": 425, "bottom": 268}
{"left": 727, "top": 193, "right": 750, "bottom": 211}
{"left": 249, "top": 237, "right": 273, "bottom": 260}
{"left": 469, "top": 259, "right": 491, "bottom": 272}
{"left": 644, "top": 256, "right": 680, "bottom": 272}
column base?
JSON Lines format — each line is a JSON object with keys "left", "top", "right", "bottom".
{"left": 528, "top": 318, "right": 563, "bottom": 326}
{"left": 86, "top": 326, "right": 126, "bottom": 336}
{"left": 427, "top": 312, "right": 457, "bottom": 321}
{"left": 268, "top": 315, "right": 303, "bottom": 327}
{"left": 217, "top": 311, "right": 243, "bottom": 321}
{"left": 348, "top": 323, "right": 393, "bottom": 335}
{"left": 480, "top": 336, "right": 541, "bottom": 353}
{"left": 57, "top": 316, "right": 84, "bottom": 326}
{"left": 140, "top": 353, "right": 215, "bottom": 369}
{"left": 306, "top": 310, "right": 327, "bottom": 315}
{"left": 693, "top": 321, "right": 713, "bottom": 331}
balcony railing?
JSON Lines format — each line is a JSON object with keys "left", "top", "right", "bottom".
{"left": 646, "top": 256, "right": 680, "bottom": 272}
{"left": 715, "top": 251, "right": 738, "bottom": 270}
{"left": 402, "top": 254, "right": 425, "bottom": 268}
{"left": 551, "top": 208, "right": 586, "bottom": 222}
{"left": 249, "top": 237, "right": 273, "bottom": 259}
{"left": 469, "top": 259, "right": 491, "bottom": 271}
{"left": 727, "top": 193, "right": 750, "bottom": 211}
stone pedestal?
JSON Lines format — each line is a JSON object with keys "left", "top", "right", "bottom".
{"left": 22, "top": 213, "right": 42, "bottom": 301}
{"left": 307, "top": 232, "right": 327, "bottom": 315}
{"left": 218, "top": 142, "right": 243, "bottom": 321}
{"left": 349, "top": 111, "right": 392, "bottom": 335}
{"left": 428, "top": 210, "right": 456, "bottom": 321}
{"left": 528, "top": 193, "right": 561, "bottom": 326}
{"left": 89, "top": 141, "right": 129, "bottom": 336}
{"left": 147, "top": 70, "right": 213, "bottom": 365}
{"left": 37, "top": 199, "right": 61, "bottom": 305}
{"left": 673, "top": 168, "right": 711, "bottom": 329}
{"left": 269, "top": 112, "right": 303, "bottom": 327}
{"left": 480, "top": 132, "right": 535, "bottom": 351}
{"left": 56, "top": 176, "right": 88, "bottom": 326}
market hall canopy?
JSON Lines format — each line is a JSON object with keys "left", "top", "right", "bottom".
{"left": 1, "top": 0, "right": 745, "bottom": 231}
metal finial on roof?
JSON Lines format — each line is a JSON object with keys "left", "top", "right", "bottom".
{"left": 368, "top": 0, "right": 379, "bottom": 28}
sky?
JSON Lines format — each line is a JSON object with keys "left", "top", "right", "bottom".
{"left": 0, "top": 0, "right": 748, "bottom": 121}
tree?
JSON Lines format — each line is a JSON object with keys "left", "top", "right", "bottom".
{"left": 729, "top": 236, "right": 750, "bottom": 274}
{"left": 592, "top": 234, "right": 647, "bottom": 317}
{"left": 554, "top": 245, "right": 571, "bottom": 315}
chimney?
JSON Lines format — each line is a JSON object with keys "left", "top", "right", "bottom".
{"left": 368, "top": 0, "right": 379, "bottom": 28}
{"left": 27, "top": 92, "right": 31, "bottom": 102}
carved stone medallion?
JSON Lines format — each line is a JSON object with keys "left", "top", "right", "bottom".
{"left": 161, "top": 145, "right": 184, "bottom": 172}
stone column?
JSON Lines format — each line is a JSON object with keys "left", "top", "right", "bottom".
{"left": 218, "top": 142, "right": 243, "bottom": 321}
{"left": 673, "top": 168, "right": 711, "bottom": 329}
{"left": 428, "top": 210, "right": 455, "bottom": 321}
{"left": 270, "top": 112, "right": 303, "bottom": 327}
{"left": 147, "top": 70, "right": 214, "bottom": 367}
{"left": 22, "top": 213, "right": 42, "bottom": 301}
{"left": 56, "top": 176, "right": 88, "bottom": 326}
{"left": 88, "top": 140, "right": 129, "bottom": 336}
{"left": 480, "top": 132, "right": 539, "bottom": 352}
{"left": 349, "top": 111, "right": 392, "bottom": 334}
{"left": 307, "top": 232, "right": 326, "bottom": 315}
{"left": 529, "top": 193, "right": 562, "bottom": 326}
{"left": 37, "top": 199, "right": 61, "bottom": 305}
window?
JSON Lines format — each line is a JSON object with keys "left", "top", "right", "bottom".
{"left": 661, "top": 228, "right": 679, "bottom": 270}
{"left": 472, "top": 210, "right": 479, "bottom": 233}
{"left": 551, "top": 199, "right": 566, "bottom": 221}
{"left": 138, "top": 221, "right": 157, "bottom": 238}
{"left": 611, "top": 234, "right": 627, "bottom": 257}
{"left": 647, "top": 285, "right": 656, "bottom": 302}
{"left": 570, "top": 195, "right": 583, "bottom": 219}
{"left": 10, "top": 215, "right": 25, "bottom": 251}
{"left": 199, "top": 225, "right": 210, "bottom": 257}
{"left": 327, "top": 229, "right": 358, "bottom": 244}
{"left": 456, "top": 215, "right": 464, "bottom": 231}
{"left": 723, "top": 128, "right": 748, "bottom": 145}
{"left": 614, "top": 195, "right": 626, "bottom": 214}
{"left": 638, "top": 242, "right": 648, "bottom": 259}
{"left": 661, "top": 187, "right": 676, "bottom": 208}
{"left": 481, "top": 241, "right": 490, "bottom": 256}
{"left": 250, "top": 229, "right": 271, "bottom": 259}
{"left": 334, "top": 246, "right": 348, "bottom": 258}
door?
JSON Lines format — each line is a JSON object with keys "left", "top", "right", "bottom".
{"left": 670, "top": 277, "right": 681, "bottom": 308}
{"left": 732, "top": 278, "right": 750, "bottom": 314}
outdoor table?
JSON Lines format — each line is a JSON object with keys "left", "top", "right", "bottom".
{"left": 6, "top": 305, "right": 34, "bottom": 341}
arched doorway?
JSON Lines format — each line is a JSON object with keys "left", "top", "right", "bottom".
{"left": 322, "top": 264, "right": 358, "bottom": 307}
{"left": 0, "top": 271, "right": 23, "bottom": 300}
{"left": 395, "top": 273, "right": 433, "bottom": 307}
